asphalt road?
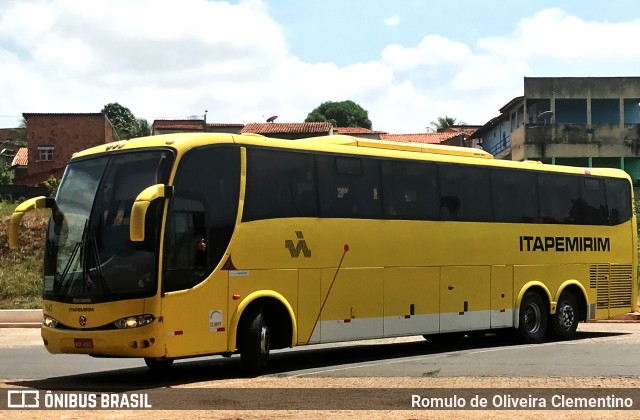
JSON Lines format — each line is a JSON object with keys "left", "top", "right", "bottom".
{"left": 1, "top": 323, "right": 639, "bottom": 391}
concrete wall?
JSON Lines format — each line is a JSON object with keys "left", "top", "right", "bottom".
{"left": 524, "top": 77, "right": 640, "bottom": 99}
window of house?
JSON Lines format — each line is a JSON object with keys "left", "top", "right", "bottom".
{"left": 38, "top": 145, "right": 54, "bottom": 161}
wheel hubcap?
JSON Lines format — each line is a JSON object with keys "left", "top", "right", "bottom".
{"left": 557, "top": 302, "right": 575, "bottom": 330}
{"left": 524, "top": 303, "right": 541, "bottom": 333}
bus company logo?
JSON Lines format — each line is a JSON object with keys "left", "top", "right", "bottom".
{"left": 285, "top": 231, "right": 312, "bottom": 258}
{"left": 79, "top": 315, "right": 87, "bottom": 327}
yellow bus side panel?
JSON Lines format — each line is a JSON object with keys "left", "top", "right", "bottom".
{"left": 382, "top": 267, "right": 440, "bottom": 337}
{"left": 490, "top": 265, "right": 514, "bottom": 328}
{"left": 298, "top": 269, "right": 321, "bottom": 345}
{"left": 440, "top": 266, "right": 490, "bottom": 332}
{"left": 318, "top": 268, "right": 383, "bottom": 343}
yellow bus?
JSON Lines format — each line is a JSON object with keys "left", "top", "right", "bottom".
{"left": 9, "top": 133, "right": 638, "bottom": 373}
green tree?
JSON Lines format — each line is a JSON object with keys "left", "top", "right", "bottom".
{"left": 0, "top": 161, "right": 12, "bottom": 184}
{"left": 102, "top": 102, "right": 138, "bottom": 140}
{"left": 136, "top": 118, "right": 151, "bottom": 137}
{"left": 429, "top": 115, "right": 466, "bottom": 133}
{"left": 305, "top": 100, "right": 372, "bottom": 129}
{"left": 43, "top": 175, "right": 60, "bottom": 197}
{"left": 11, "top": 117, "right": 28, "bottom": 146}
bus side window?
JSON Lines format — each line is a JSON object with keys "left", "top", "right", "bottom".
{"left": 244, "top": 149, "right": 318, "bottom": 220}
{"left": 491, "top": 169, "right": 539, "bottom": 223}
{"left": 538, "top": 173, "right": 580, "bottom": 224}
{"left": 382, "top": 160, "right": 439, "bottom": 221}
{"left": 439, "top": 164, "right": 492, "bottom": 222}
{"left": 606, "top": 178, "right": 632, "bottom": 225}
{"left": 318, "top": 155, "right": 381, "bottom": 219}
{"left": 578, "top": 177, "right": 608, "bottom": 225}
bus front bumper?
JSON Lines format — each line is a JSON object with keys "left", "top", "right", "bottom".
{"left": 41, "top": 323, "right": 165, "bottom": 358}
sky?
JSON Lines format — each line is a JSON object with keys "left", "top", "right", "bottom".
{"left": 1, "top": 0, "right": 640, "bottom": 133}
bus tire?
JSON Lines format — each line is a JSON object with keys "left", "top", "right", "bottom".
{"left": 240, "top": 307, "right": 270, "bottom": 375}
{"left": 550, "top": 290, "right": 579, "bottom": 340}
{"left": 517, "top": 291, "right": 547, "bottom": 344}
{"left": 144, "top": 357, "right": 174, "bottom": 370}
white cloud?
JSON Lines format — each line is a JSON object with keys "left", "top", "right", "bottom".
{"left": 382, "top": 35, "right": 471, "bottom": 71}
{"left": 383, "top": 15, "right": 400, "bottom": 27}
{"left": 478, "top": 8, "right": 640, "bottom": 61}
{"left": 1, "top": 2, "right": 639, "bottom": 134}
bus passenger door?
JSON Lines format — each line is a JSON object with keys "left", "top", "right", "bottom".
{"left": 318, "top": 268, "right": 383, "bottom": 343}
{"left": 440, "top": 266, "right": 490, "bottom": 333}
{"left": 383, "top": 267, "right": 439, "bottom": 337}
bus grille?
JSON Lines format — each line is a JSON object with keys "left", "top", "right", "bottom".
{"left": 590, "top": 264, "right": 633, "bottom": 309}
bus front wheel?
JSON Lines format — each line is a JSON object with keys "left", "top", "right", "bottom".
{"left": 550, "top": 290, "right": 579, "bottom": 340}
{"left": 240, "top": 307, "right": 271, "bottom": 375}
{"left": 518, "top": 292, "right": 547, "bottom": 344}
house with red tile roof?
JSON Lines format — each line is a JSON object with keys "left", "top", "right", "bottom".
{"left": 10, "top": 147, "right": 28, "bottom": 180}
{"left": 333, "top": 127, "right": 387, "bottom": 139}
{"left": 206, "top": 123, "right": 245, "bottom": 134}
{"left": 152, "top": 120, "right": 244, "bottom": 135}
{"left": 0, "top": 127, "right": 25, "bottom": 166}
{"left": 152, "top": 119, "right": 206, "bottom": 135}
{"left": 380, "top": 130, "right": 480, "bottom": 149}
{"left": 241, "top": 122, "right": 333, "bottom": 139}
{"left": 15, "top": 112, "right": 117, "bottom": 185}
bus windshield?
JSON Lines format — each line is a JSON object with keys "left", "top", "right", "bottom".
{"left": 44, "top": 150, "right": 173, "bottom": 303}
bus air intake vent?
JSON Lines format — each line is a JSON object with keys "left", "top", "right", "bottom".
{"left": 608, "top": 264, "right": 633, "bottom": 309}
{"left": 590, "top": 264, "right": 633, "bottom": 309}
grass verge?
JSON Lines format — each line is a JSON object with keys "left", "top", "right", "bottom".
{"left": 0, "top": 202, "right": 47, "bottom": 309}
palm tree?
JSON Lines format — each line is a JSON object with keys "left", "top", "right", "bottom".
{"left": 429, "top": 116, "right": 466, "bottom": 133}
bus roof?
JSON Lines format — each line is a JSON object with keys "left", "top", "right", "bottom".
{"left": 71, "top": 132, "right": 631, "bottom": 181}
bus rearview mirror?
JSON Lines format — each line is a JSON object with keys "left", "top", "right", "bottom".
{"left": 130, "top": 184, "right": 173, "bottom": 242}
{"left": 9, "top": 196, "right": 52, "bottom": 249}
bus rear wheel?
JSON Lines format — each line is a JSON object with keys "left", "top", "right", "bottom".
{"left": 550, "top": 290, "right": 579, "bottom": 340}
{"left": 240, "top": 307, "right": 271, "bottom": 375}
{"left": 518, "top": 291, "right": 547, "bottom": 344}
{"left": 144, "top": 357, "right": 174, "bottom": 371}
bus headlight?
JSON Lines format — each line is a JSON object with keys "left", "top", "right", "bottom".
{"left": 113, "top": 314, "right": 155, "bottom": 329}
{"left": 43, "top": 316, "right": 58, "bottom": 328}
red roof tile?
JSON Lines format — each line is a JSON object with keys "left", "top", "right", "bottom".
{"left": 11, "top": 147, "right": 28, "bottom": 167}
{"left": 207, "top": 123, "right": 245, "bottom": 128}
{"left": 152, "top": 119, "right": 204, "bottom": 130}
{"left": 379, "top": 132, "right": 461, "bottom": 144}
{"left": 335, "top": 127, "right": 371, "bottom": 134}
{"left": 241, "top": 122, "right": 332, "bottom": 134}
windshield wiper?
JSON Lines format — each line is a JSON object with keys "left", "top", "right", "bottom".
{"left": 87, "top": 236, "right": 110, "bottom": 294}
{"left": 54, "top": 219, "right": 88, "bottom": 295}
{"left": 54, "top": 240, "right": 81, "bottom": 295}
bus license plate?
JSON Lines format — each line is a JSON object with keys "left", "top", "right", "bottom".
{"left": 74, "top": 339, "right": 93, "bottom": 349}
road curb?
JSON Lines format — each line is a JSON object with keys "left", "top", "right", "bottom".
{"left": 0, "top": 309, "right": 42, "bottom": 328}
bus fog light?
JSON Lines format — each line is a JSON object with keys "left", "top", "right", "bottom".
{"left": 114, "top": 314, "right": 155, "bottom": 329}
{"left": 43, "top": 316, "right": 58, "bottom": 328}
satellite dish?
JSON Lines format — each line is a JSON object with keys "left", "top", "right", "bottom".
{"left": 266, "top": 115, "right": 278, "bottom": 123}
{"left": 538, "top": 110, "right": 553, "bottom": 120}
